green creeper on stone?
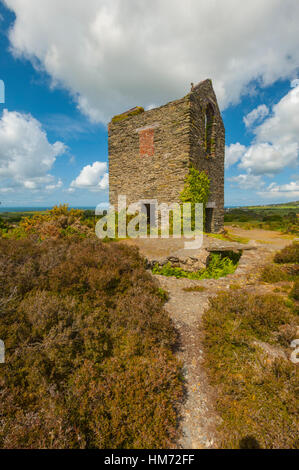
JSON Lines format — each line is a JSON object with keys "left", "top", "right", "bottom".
{"left": 180, "top": 166, "right": 210, "bottom": 229}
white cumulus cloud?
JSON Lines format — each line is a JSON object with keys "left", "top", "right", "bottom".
{"left": 3, "top": 0, "right": 299, "bottom": 122}
{"left": 243, "top": 104, "right": 269, "bottom": 128}
{"left": 228, "top": 173, "right": 264, "bottom": 190}
{"left": 228, "top": 80, "right": 299, "bottom": 193}
{"left": 225, "top": 143, "right": 246, "bottom": 168}
{"left": 70, "top": 161, "right": 108, "bottom": 192}
{"left": 239, "top": 82, "right": 299, "bottom": 175}
{"left": 0, "top": 109, "right": 66, "bottom": 191}
{"left": 258, "top": 180, "right": 299, "bottom": 199}
{"left": 238, "top": 142, "right": 298, "bottom": 176}
{"left": 291, "top": 78, "right": 299, "bottom": 88}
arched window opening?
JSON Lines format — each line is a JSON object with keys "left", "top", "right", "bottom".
{"left": 204, "top": 103, "right": 215, "bottom": 156}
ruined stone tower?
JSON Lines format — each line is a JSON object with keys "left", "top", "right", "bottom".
{"left": 108, "top": 79, "right": 225, "bottom": 232}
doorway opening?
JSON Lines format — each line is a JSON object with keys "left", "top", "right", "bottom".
{"left": 205, "top": 208, "right": 214, "bottom": 233}
{"left": 144, "top": 204, "right": 151, "bottom": 225}
{"left": 142, "top": 203, "right": 157, "bottom": 226}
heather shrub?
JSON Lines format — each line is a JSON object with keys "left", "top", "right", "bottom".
{"left": 260, "top": 263, "right": 288, "bottom": 283}
{"left": 0, "top": 238, "right": 182, "bottom": 448}
{"left": 284, "top": 264, "right": 299, "bottom": 276}
{"left": 274, "top": 242, "right": 299, "bottom": 264}
{"left": 203, "top": 292, "right": 298, "bottom": 449}
{"left": 290, "top": 279, "right": 299, "bottom": 301}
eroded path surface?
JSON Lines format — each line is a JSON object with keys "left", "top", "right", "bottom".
{"left": 122, "top": 229, "right": 296, "bottom": 448}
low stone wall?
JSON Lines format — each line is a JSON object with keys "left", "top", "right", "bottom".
{"left": 146, "top": 249, "right": 210, "bottom": 272}
{"left": 146, "top": 247, "right": 245, "bottom": 273}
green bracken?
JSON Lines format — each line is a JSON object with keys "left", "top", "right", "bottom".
{"left": 152, "top": 252, "right": 240, "bottom": 280}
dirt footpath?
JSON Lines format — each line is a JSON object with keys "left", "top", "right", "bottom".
{"left": 121, "top": 229, "right": 295, "bottom": 448}
{"left": 225, "top": 225, "right": 295, "bottom": 249}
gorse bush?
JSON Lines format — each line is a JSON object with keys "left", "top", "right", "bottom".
{"left": 18, "top": 204, "right": 94, "bottom": 240}
{"left": 203, "top": 292, "right": 298, "bottom": 449}
{"left": 0, "top": 238, "right": 182, "bottom": 448}
{"left": 0, "top": 204, "right": 99, "bottom": 241}
{"left": 152, "top": 253, "right": 239, "bottom": 280}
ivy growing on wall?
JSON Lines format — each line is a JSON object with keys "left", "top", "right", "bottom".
{"left": 180, "top": 166, "right": 210, "bottom": 205}
{"left": 180, "top": 166, "right": 210, "bottom": 229}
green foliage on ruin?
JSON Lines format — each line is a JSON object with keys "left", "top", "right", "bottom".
{"left": 180, "top": 166, "right": 210, "bottom": 206}
{"left": 179, "top": 166, "right": 210, "bottom": 230}
{"left": 153, "top": 252, "right": 240, "bottom": 280}
{"left": 111, "top": 106, "right": 144, "bottom": 124}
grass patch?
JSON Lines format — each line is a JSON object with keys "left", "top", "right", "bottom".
{"left": 111, "top": 107, "right": 144, "bottom": 123}
{"left": 273, "top": 285, "right": 291, "bottom": 294}
{"left": 152, "top": 252, "right": 241, "bottom": 280}
{"left": 224, "top": 205, "right": 299, "bottom": 235}
{"left": 207, "top": 230, "right": 249, "bottom": 244}
{"left": 229, "top": 283, "right": 242, "bottom": 290}
{"left": 156, "top": 287, "right": 170, "bottom": 302}
{"left": 0, "top": 238, "right": 182, "bottom": 449}
{"left": 182, "top": 286, "right": 206, "bottom": 292}
{"left": 202, "top": 291, "right": 298, "bottom": 448}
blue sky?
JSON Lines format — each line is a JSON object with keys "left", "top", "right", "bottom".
{"left": 0, "top": 0, "right": 299, "bottom": 208}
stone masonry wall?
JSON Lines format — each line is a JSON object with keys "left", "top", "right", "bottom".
{"left": 109, "top": 97, "right": 191, "bottom": 208}
{"left": 189, "top": 80, "right": 225, "bottom": 232}
{"left": 108, "top": 79, "right": 225, "bottom": 232}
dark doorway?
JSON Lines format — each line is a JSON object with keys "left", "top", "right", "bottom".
{"left": 205, "top": 208, "right": 214, "bottom": 233}
{"left": 144, "top": 204, "right": 151, "bottom": 225}
{"left": 144, "top": 203, "right": 158, "bottom": 226}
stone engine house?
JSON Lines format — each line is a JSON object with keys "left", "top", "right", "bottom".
{"left": 108, "top": 79, "right": 225, "bottom": 232}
